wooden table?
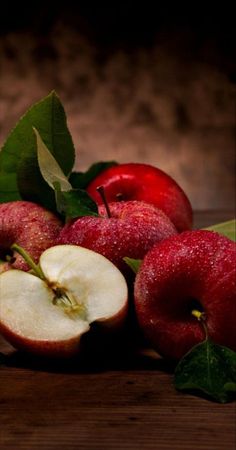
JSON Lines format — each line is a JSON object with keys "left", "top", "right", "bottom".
{"left": 0, "top": 211, "right": 235, "bottom": 450}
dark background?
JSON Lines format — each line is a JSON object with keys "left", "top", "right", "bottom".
{"left": 1, "top": 3, "right": 235, "bottom": 54}
{"left": 0, "top": 2, "right": 235, "bottom": 212}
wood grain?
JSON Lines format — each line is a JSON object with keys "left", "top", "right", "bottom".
{"left": 0, "top": 211, "right": 235, "bottom": 450}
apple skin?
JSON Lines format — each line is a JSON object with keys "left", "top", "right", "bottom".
{"left": 0, "top": 320, "right": 83, "bottom": 358}
{"left": 87, "top": 163, "right": 193, "bottom": 232}
{"left": 134, "top": 230, "right": 236, "bottom": 360}
{"left": 58, "top": 200, "right": 177, "bottom": 275}
{"left": 0, "top": 201, "right": 62, "bottom": 273}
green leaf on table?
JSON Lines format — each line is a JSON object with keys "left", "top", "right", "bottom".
{"left": 174, "top": 339, "right": 236, "bottom": 403}
{"left": 0, "top": 173, "right": 21, "bottom": 202}
{"left": 34, "top": 127, "right": 72, "bottom": 192}
{"left": 204, "top": 219, "right": 236, "bottom": 242}
{"left": 69, "top": 161, "right": 118, "bottom": 189}
{"left": 54, "top": 182, "right": 98, "bottom": 221}
{"left": 0, "top": 91, "right": 75, "bottom": 211}
{"left": 123, "top": 257, "right": 142, "bottom": 274}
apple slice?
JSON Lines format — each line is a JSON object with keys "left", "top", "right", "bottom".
{"left": 0, "top": 245, "right": 128, "bottom": 357}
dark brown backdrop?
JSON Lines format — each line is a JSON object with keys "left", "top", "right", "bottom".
{"left": 0, "top": 3, "right": 235, "bottom": 212}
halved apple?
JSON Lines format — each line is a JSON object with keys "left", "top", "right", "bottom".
{"left": 0, "top": 245, "right": 128, "bottom": 357}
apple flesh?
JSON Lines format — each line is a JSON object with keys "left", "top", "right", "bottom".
{"left": 0, "top": 245, "right": 128, "bottom": 357}
{"left": 134, "top": 230, "right": 236, "bottom": 360}
{"left": 0, "top": 201, "right": 62, "bottom": 273}
{"left": 87, "top": 163, "right": 193, "bottom": 232}
{"left": 58, "top": 200, "right": 177, "bottom": 275}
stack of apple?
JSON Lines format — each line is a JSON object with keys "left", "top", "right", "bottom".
{"left": 0, "top": 162, "right": 235, "bottom": 360}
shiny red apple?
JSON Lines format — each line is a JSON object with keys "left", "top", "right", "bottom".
{"left": 58, "top": 200, "right": 177, "bottom": 275}
{"left": 134, "top": 230, "right": 236, "bottom": 360}
{"left": 87, "top": 163, "right": 193, "bottom": 232}
{"left": 0, "top": 201, "right": 62, "bottom": 273}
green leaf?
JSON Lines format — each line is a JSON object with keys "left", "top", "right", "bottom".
{"left": 204, "top": 219, "right": 236, "bottom": 242}
{"left": 34, "top": 128, "right": 72, "bottom": 192}
{"left": 123, "top": 257, "right": 142, "bottom": 274}
{"left": 0, "top": 91, "right": 75, "bottom": 211}
{"left": 33, "top": 132, "right": 99, "bottom": 221}
{"left": 174, "top": 339, "right": 236, "bottom": 403}
{"left": 54, "top": 182, "right": 98, "bottom": 221}
{"left": 69, "top": 161, "right": 118, "bottom": 189}
{"left": 0, "top": 172, "right": 21, "bottom": 202}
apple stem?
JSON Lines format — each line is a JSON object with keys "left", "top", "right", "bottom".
{"left": 191, "top": 309, "right": 208, "bottom": 339}
{"left": 191, "top": 309, "right": 203, "bottom": 320}
{"left": 11, "top": 243, "right": 46, "bottom": 280}
{"left": 96, "top": 185, "right": 112, "bottom": 218}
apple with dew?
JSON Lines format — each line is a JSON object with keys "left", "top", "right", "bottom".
{"left": 134, "top": 230, "right": 236, "bottom": 360}
{"left": 87, "top": 163, "right": 193, "bottom": 232}
{"left": 58, "top": 198, "right": 177, "bottom": 276}
{"left": 0, "top": 245, "right": 128, "bottom": 357}
{"left": 0, "top": 201, "right": 62, "bottom": 273}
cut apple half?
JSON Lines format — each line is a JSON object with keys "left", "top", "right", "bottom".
{"left": 0, "top": 245, "right": 128, "bottom": 357}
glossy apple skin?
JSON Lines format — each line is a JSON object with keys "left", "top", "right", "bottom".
{"left": 134, "top": 230, "right": 236, "bottom": 360}
{"left": 58, "top": 200, "right": 177, "bottom": 275}
{"left": 0, "top": 201, "right": 62, "bottom": 273}
{"left": 87, "top": 163, "right": 193, "bottom": 232}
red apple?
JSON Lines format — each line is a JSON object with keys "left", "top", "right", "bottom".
{"left": 58, "top": 200, "right": 177, "bottom": 275}
{"left": 134, "top": 230, "right": 236, "bottom": 360}
{"left": 87, "top": 163, "right": 193, "bottom": 232}
{"left": 0, "top": 201, "right": 62, "bottom": 273}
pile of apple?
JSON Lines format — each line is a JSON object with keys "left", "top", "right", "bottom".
{"left": 0, "top": 162, "right": 235, "bottom": 360}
